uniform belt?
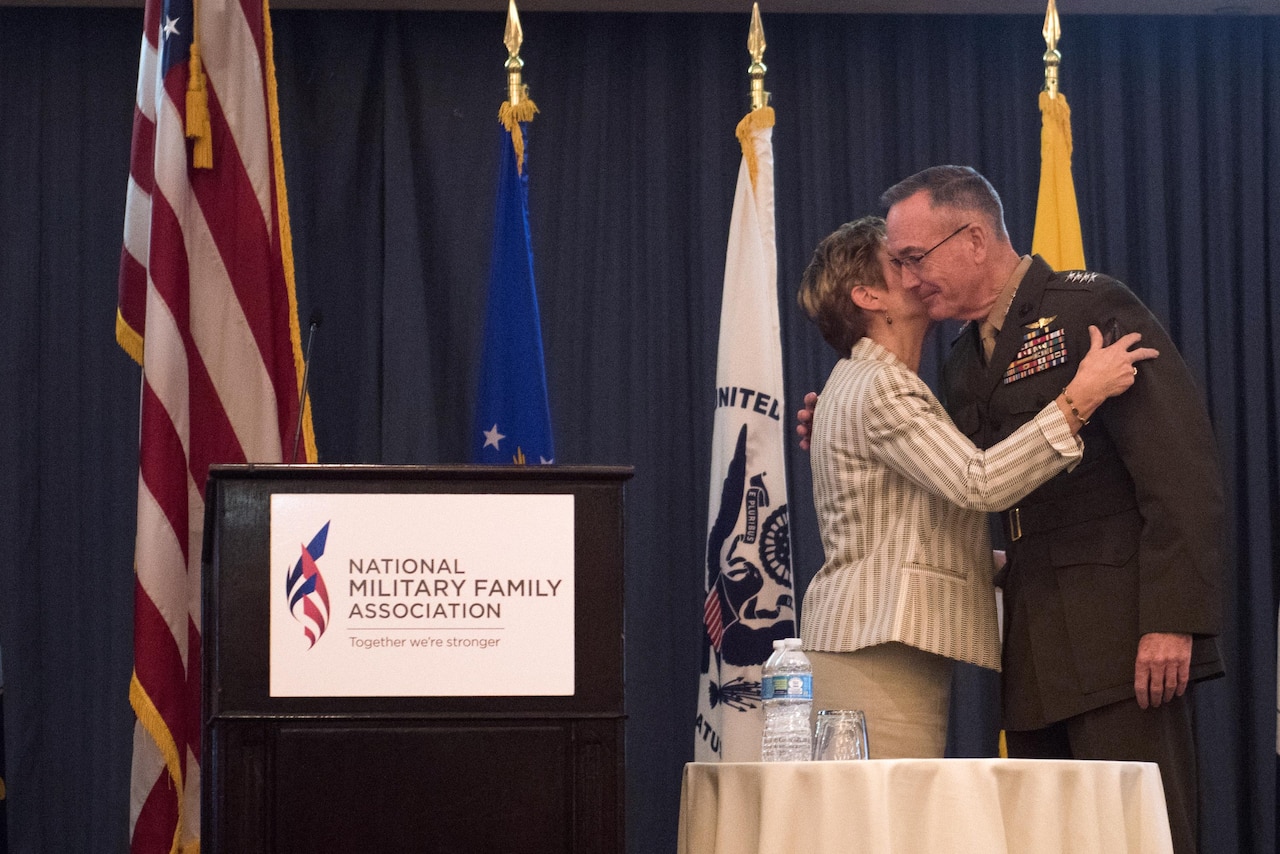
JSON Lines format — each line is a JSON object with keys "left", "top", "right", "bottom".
{"left": 1003, "top": 491, "right": 1138, "bottom": 542}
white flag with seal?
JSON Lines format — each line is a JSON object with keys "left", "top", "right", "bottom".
{"left": 695, "top": 106, "right": 796, "bottom": 762}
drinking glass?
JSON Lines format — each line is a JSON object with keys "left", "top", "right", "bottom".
{"left": 812, "top": 709, "right": 870, "bottom": 760}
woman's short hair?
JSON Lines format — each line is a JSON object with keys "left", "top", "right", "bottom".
{"left": 796, "top": 216, "right": 887, "bottom": 355}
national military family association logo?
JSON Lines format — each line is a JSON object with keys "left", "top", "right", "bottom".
{"left": 285, "top": 521, "right": 332, "bottom": 649}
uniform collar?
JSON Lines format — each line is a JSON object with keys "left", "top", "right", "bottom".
{"left": 984, "top": 255, "right": 1033, "bottom": 334}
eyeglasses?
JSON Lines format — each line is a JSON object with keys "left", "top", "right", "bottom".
{"left": 889, "top": 222, "right": 971, "bottom": 273}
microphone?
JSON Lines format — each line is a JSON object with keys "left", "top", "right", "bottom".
{"left": 291, "top": 309, "right": 322, "bottom": 463}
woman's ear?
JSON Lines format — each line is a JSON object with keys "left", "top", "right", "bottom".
{"left": 850, "top": 284, "right": 880, "bottom": 313}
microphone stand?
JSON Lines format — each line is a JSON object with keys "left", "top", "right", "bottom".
{"left": 291, "top": 311, "right": 321, "bottom": 463}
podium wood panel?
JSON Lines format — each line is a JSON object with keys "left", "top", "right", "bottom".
{"left": 202, "top": 465, "right": 631, "bottom": 854}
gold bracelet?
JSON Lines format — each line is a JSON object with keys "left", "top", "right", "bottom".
{"left": 1061, "top": 387, "right": 1089, "bottom": 426}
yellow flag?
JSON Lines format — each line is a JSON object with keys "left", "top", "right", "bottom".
{"left": 1031, "top": 90, "right": 1086, "bottom": 270}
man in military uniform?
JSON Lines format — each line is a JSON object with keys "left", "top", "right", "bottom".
{"left": 880, "top": 165, "right": 1224, "bottom": 854}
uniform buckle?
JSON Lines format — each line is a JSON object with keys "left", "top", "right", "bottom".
{"left": 1007, "top": 507, "right": 1022, "bottom": 542}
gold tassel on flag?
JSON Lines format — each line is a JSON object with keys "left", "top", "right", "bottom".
{"left": 186, "top": 0, "right": 213, "bottom": 169}
{"left": 735, "top": 108, "right": 774, "bottom": 190}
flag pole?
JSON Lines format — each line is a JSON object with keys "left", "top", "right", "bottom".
{"left": 696, "top": 0, "right": 792, "bottom": 762}
{"left": 1014, "top": 0, "right": 1087, "bottom": 759}
{"left": 505, "top": 0, "right": 526, "bottom": 107}
{"left": 748, "top": 2, "right": 768, "bottom": 112}
{"left": 1043, "top": 0, "right": 1061, "bottom": 99}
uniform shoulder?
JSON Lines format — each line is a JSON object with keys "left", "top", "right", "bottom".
{"left": 1044, "top": 268, "right": 1144, "bottom": 312}
{"left": 1044, "top": 269, "right": 1126, "bottom": 293}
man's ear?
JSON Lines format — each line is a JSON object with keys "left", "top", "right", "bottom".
{"left": 967, "top": 221, "right": 989, "bottom": 264}
{"left": 850, "top": 284, "right": 880, "bottom": 313}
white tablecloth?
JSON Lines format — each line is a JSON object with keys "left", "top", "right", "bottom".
{"left": 677, "top": 758, "right": 1173, "bottom": 854}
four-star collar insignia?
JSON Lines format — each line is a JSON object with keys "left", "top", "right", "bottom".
{"left": 1002, "top": 315, "right": 1068, "bottom": 384}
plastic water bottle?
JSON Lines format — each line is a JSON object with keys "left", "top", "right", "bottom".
{"left": 760, "top": 637, "right": 813, "bottom": 761}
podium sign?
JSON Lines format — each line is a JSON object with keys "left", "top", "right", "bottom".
{"left": 203, "top": 465, "right": 630, "bottom": 854}
{"left": 269, "top": 493, "right": 575, "bottom": 697}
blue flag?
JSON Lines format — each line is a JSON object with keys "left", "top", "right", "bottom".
{"left": 472, "top": 111, "right": 554, "bottom": 465}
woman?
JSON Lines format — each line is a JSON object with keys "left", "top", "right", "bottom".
{"left": 795, "top": 217, "right": 1155, "bottom": 758}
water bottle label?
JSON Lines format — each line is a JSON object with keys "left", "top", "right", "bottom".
{"left": 762, "top": 673, "right": 812, "bottom": 700}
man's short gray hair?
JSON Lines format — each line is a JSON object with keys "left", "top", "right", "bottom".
{"left": 880, "top": 165, "right": 1009, "bottom": 241}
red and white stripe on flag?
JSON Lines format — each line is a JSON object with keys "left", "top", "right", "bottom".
{"left": 117, "top": 0, "right": 311, "bottom": 850}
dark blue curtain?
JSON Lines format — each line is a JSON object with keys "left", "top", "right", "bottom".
{"left": 0, "top": 8, "right": 1275, "bottom": 853}
{"left": 1, "top": 648, "right": 7, "bottom": 853}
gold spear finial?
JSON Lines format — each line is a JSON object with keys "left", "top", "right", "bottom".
{"left": 505, "top": 0, "right": 526, "bottom": 107}
{"left": 1042, "top": 0, "right": 1062, "bottom": 99}
{"left": 748, "top": 3, "right": 769, "bottom": 112}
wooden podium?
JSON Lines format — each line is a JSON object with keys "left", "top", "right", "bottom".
{"left": 201, "top": 464, "right": 632, "bottom": 854}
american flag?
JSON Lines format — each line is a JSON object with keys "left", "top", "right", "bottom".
{"left": 116, "top": 0, "right": 310, "bottom": 848}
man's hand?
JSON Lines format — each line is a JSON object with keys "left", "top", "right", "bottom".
{"left": 1134, "top": 631, "right": 1192, "bottom": 709}
{"left": 796, "top": 392, "right": 818, "bottom": 451}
